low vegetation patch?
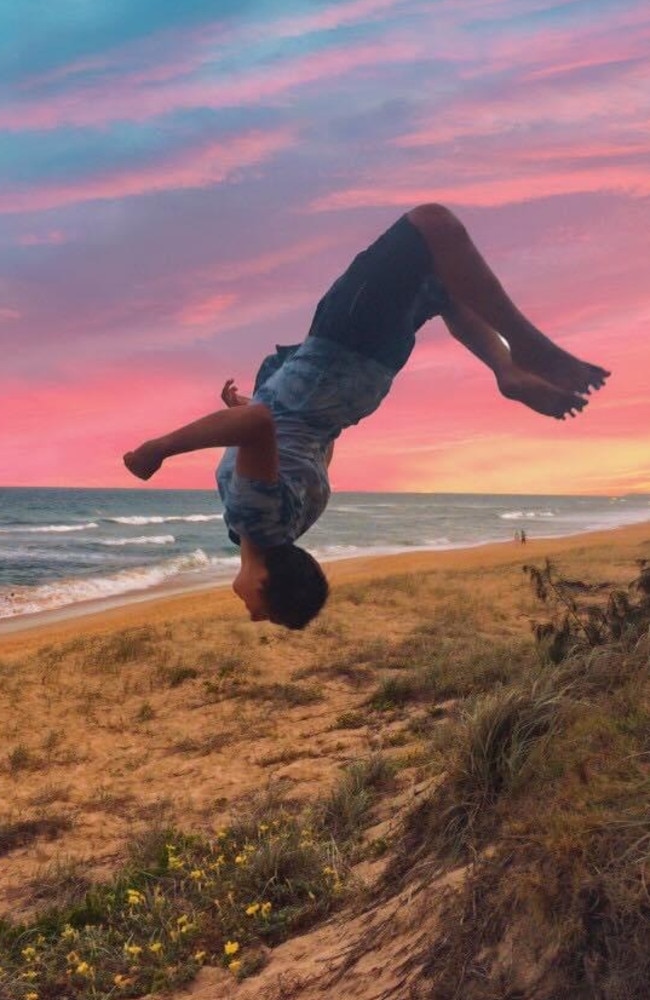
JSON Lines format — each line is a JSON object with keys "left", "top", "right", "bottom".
{"left": 244, "top": 681, "right": 323, "bottom": 707}
{"left": 0, "top": 756, "right": 390, "bottom": 999}
{"left": 0, "top": 816, "right": 72, "bottom": 858}
{"left": 387, "top": 561, "right": 650, "bottom": 1000}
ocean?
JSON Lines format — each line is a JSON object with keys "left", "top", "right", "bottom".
{"left": 1, "top": 487, "right": 649, "bottom": 625}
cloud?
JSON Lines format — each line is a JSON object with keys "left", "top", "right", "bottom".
{"left": 18, "top": 230, "right": 68, "bottom": 246}
{"left": 178, "top": 293, "right": 237, "bottom": 327}
{"left": 1, "top": 36, "right": 424, "bottom": 132}
{"left": 0, "top": 307, "right": 21, "bottom": 322}
{"left": 308, "top": 164, "right": 650, "bottom": 212}
{"left": 0, "top": 128, "right": 295, "bottom": 215}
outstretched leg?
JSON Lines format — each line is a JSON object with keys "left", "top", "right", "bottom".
{"left": 408, "top": 204, "right": 610, "bottom": 394}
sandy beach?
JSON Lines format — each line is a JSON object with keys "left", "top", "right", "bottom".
{"left": 3, "top": 520, "right": 648, "bottom": 654}
{"left": 1, "top": 520, "right": 649, "bottom": 998}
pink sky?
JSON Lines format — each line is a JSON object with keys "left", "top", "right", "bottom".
{"left": 2, "top": 0, "right": 649, "bottom": 494}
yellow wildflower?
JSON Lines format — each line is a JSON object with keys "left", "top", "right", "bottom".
{"left": 194, "top": 950, "right": 207, "bottom": 963}
{"left": 224, "top": 940, "right": 240, "bottom": 956}
{"left": 127, "top": 889, "right": 145, "bottom": 906}
{"left": 22, "top": 970, "right": 38, "bottom": 981}
{"left": 234, "top": 854, "right": 246, "bottom": 865}
{"left": 149, "top": 941, "right": 163, "bottom": 954}
{"left": 61, "top": 924, "right": 76, "bottom": 941}
{"left": 189, "top": 868, "right": 205, "bottom": 880}
{"left": 124, "top": 944, "right": 142, "bottom": 957}
{"left": 258, "top": 823, "right": 269, "bottom": 833}
{"left": 176, "top": 913, "right": 195, "bottom": 934}
{"left": 229, "top": 959, "right": 242, "bottom": 975}
{"left": 114, "top": 973, "right": 130, "bottom": 988}
{"left": 25, "top": 994, "right": 39, "bottom": 1000}
{"left": 261, "top": 901, "right": 272, "bottom": 917}
{"left": 21, "top": 946, "right": 37, "bottom": 962}
{"left": 75, "top": 961, "right": 92, "bottom": 977}
{"left": 245, "top": 902, "right": 260, "bottom": 916}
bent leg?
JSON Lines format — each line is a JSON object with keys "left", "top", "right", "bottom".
{"left": 442, "top": 297, "right": 587, "bottom": 420}
{"left": 408, "top": 204, "right": 610, "bottom": 394}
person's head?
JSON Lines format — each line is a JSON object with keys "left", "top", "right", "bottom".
{"left": 262, "top": 544, "right": 329, "bottom": 629}
{"left": 232, "top": 542, "right": 329, "bottom": 628}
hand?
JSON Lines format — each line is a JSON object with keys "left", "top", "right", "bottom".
{"left": 221, "top": 378, "right": 250, "bottom": 408}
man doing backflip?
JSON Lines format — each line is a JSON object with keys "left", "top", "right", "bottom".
{"left": 124, "top": 204, "right": 609, "bottom": 628}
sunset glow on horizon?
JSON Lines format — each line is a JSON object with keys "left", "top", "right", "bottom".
{"left": 3, "top": 0, "right": 650, "bottom": 495}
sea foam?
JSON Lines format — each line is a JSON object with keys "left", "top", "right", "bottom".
{"left": 0, "top": 548, "right": 238, "bottom": 620}
{"left": 108, "top": 514, "right": 222, "bottom": 525}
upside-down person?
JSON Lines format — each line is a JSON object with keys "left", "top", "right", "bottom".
{"left": 124, "top": 204, "right": 609, "bottom": 628}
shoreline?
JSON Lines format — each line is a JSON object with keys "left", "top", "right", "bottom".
{"left": 2, "top": 518, "right": 650, "bottom": 652}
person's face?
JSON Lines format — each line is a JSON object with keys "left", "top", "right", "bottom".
{"left": 232, "top": 564, "right": 270, "bottom": 621}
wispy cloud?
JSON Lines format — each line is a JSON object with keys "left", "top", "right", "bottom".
{"left": 2, "top": 35, "right": 423, "bottom": 132}
{"left": 0, "top": 128, "right": 295, "bottom": 214}
{"left": 18, "top": 229, "right": 69, "bottom": 246}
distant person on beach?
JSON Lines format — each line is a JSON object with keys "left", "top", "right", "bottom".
{"left": 521, "top": 529, "right": 527, "bottom": 544}
{"left": 124, "top": 204, "right": 609, "bottom": 628}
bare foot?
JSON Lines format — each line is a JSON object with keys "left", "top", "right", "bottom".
{"left": 123, "top": 441, "right": 164, "bottom": 480}
{"left": 497, "top": 367, "right": 588, "bottom": 420}
{"left": 509, "top": 341, "right": 610, "bottom": 395}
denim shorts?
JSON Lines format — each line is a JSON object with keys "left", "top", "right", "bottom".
{"left": 307, "top": 215, "right": 449, "bottom": 373}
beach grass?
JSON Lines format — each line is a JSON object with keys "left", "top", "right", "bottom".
{"left": 1, "top": 524, "right": 650, "bottom": 998}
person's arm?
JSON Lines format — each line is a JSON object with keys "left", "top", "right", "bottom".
{"left": 124, "top": 404, "right": 278, "bottom": 483}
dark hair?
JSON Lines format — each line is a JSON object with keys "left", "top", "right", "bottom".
{"left": 262, "top": 544, "right": 329, "bottom": 629}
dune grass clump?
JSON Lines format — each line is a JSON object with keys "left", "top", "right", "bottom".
{"left": 332, "top": 709, "right": 368, "bottom": 730}
{"left": 244, "top": 681, "right": 323, "bottom": 707}
{"left": 80, "top": 628, "right": 158, "bottom": 670}
{"left": 316, "top": 754, "right": 395, "bottom": 845}
{"left": 367, "top": 672, "right": 427, "bottom": 711}
{"left": 388, "top": 678, "right": 565, "bottom": 878}
{"left": 159, "top": 664, "right": 200, "bottom": 688}
{"left": 7, "top": 743, "right": 34, "bottom": 775}
{"left": 365, "top": 622, "right": 536, "bottom": 714}
{"left": 440, "top": 682, "right": 564, "bottom": 851}
{"left": 0, "top": 816, "right": 72, "bottom": 858}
